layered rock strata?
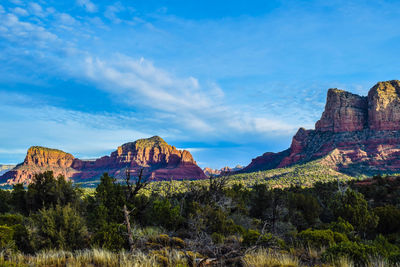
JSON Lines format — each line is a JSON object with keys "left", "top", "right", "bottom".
{"left": 1, "top": 136, "right": 207, "bottom": 185}
{"left": 241, "top": 80, "right": 400, "bottom": 175}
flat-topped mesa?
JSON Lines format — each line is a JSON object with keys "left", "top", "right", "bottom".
{"left": 368, "top": 80, "right": 400, "bottom": 131}
{"left": 1, "top": 146, "right": 78, "bottom": 184}
{"left": 315, "top": 89, "right": 367, "bottom": 132}
{"left": 109, "top": 136, "right": 195, "bottom": 167}
{"left": 0, "top": 136, "right": 206, "bottom": 185}
{"left": 24, "top": 146, "right": 75, "bottom": 168}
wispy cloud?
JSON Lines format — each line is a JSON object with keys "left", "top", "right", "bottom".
{"left": 3, "top": 0, "right": 397, "bottom": 168}
{"left": 28, "top": 2, "right": 45, "bottom": 17}
{"left": 0, "top": 13, "right": 58, "bottom": 44}
{"left": 0, "top": 91, "right": 150, "bottom": 161}
{"left": 76, "top": 0, "right": 97, "bottom": 13}
{"left": 12, "top": 7, "right": 28, "bottom": 16}
{"left": 81, "top": 54, "right": 297, "bottom": 135}
{"left": 104, "top": 2, "right": 125, "bottom": 24}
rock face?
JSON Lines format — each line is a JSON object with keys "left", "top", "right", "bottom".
{"left": 368, "top": 80, "right": 400, "bottom": 131}
{"left": 203, "top": 165, "right": 243, "bottom": 177}
{"left": 0, "top": 136, "right": 207, "bottom": 185}
{"left": 241, "top": 80, "right": 400, "bottom": 175}
{"left": 315, "top": 89, "right": 367, "bottom": 132}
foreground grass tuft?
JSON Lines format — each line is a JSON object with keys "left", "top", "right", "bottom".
{"left": 243, "top": 249, "right": 300, "bottom": 267}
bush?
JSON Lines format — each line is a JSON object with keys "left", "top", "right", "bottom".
{"left": 370, "top": 235, "right": 400, "bottom": 258}
{"left": 322, "top": 241, "right": 378, "bottom": 265}
{"left": 0, "top": 225, "right": 15, "bottom": 250}
{"left": 149, "top": 199, "right": 183, "bottom": 230}
{"left": 298, "top": 228, "right": 335, "bottom": 248}
{"left": 242, "top": 229, "right": 261, "bottom": 246}
{"left": 170, "top": 237, "right": 185, "bottom": 248}
{"left": 11, "top": 224, "right": 32, "bottom": 253}
{"left": 31, "top": 204, "right": 89, "bottom": 250}
{"left": 329, "top": 217, "right": 354, "bottom": 235}
{"left": 333, "top": 231, "right": 349, "bottom": 243}
{"left": 26, "top": 171, "right": 81, "bottom": 212}
{"left": 211, "top": 232, "right": 224, "bottom": 244}
{"left": 0, "top": 214, "right": 23, "bottom": 226}
{"left": 373, "top": 205, "right": 400, "bottom": 235}
{"left": 92, "top": 223, "right": 127, "bottom": 252}
{"left": 329, "top": 190, "right": 378, "bottom": 235}
{"left": 242, "top": 229, "right": 283, "bottom": 248}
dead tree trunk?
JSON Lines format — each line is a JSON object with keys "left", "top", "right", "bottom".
{"left": 123, "top": 204, "right": 135, "bottom": 253}
{"left": 123, "top": 168, "right": 148, "bottom": 253}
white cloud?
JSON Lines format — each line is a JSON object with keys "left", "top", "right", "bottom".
{"left": 0, "top": 5, "right": 5, "bottom": 14}
{"left": 0, "top": 94, "right": 150, "bottom": 160}
{"left": 84, "top": 55, "right": 210, "bottom": 113}
{"left": 28, "top": 2, "right": 45, "bottom": 17}
{"left": 79, "top": 54, "right": 296, "bottom": 136}
{"left": 104, "top": 2, "right": 124, "bottom": 23}
{"left": 12, "top": 7, "right": 28, "bottom": 16}
{"left": 0, "top": 13, "right": 58, "bottom": 45}
{"left": 59, "top": 13, "right": 79, "bottom": 25}
{"left": 77, "top": 0, "right": 98, "bottom": 13}
{"left": 9, "top": 0, "right": 23, "bottom": 5}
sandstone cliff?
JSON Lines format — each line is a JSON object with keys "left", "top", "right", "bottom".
{"left": 368, "top": 80, "right": 400, "bottom": 130}
{"left": 0, "top": 136, "right": 207, "bottom": 185}
{"left": 315, "top": 89, "right": 367, "bottom": 132}
{"left": 242, "top": 80, "right": 400, "bottom": 175}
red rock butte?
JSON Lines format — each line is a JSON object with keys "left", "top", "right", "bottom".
{"left": 242, "top": 80, "right": 400, "bottom": 175}
{"left": 0, "top": 136, "right": 207, "bottom": 185}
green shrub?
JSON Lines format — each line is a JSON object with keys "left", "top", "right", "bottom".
{"left": 211, "top": 232, "right": 224, "bottom": 244}
{"left": 370, "top": 235, "right": 400, "bottom": 258}
{"left": 329, "top": 217, "right": 354, "bottom": 235}
{"left": 149, "top": 199, "right": 184, "bottom": 230}
{"left": 92, "top": 223, "right": 127, "bottom": 252}
{"left": 11, "top": 224, "right": 32, "bottom": 253}
{"left": 0, "top": 225, "right": 15, "bottom": 250}
{"left": 389, "top": 252, "right": 400, "bottom": 265}
{"left": 242, "top": 229, "right": 260, "bottom": 246}
{"left": 0, "top": 214, "right": 23, "bottom": 226}
{"left": 329, "top": 190, "right": 378, "bottom": 235}
{"left": 149, "top": 234, "right": 170, "bottom": 246}
{"left": 322, "top": 241, "right": 378, "bottom": 265}
{"left": 170, "top": 237, "right": 185, "bottom": 248}
{"left": 333, "top": 231, "right": 349, "bottom": 244}
{"left": 242, "top": 229, "right": 283, "bottom": 248}
{"left": 31, "top": 204, "right": 89, "bottom": 250}
{"left": 298, "top": 228, "right": 335, "bottom": 248}
{"left": 373, "top": 205, "right": 400, "bottom": 235}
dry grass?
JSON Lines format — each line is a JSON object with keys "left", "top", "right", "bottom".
{"left": 0, "top": 248, "right": 189, "bottom": 267}
{"left": 333, "top": 257, "right": 354, "bottom": 267}
{"left": 243, "top": 249, "right": 300, "bottom": 267}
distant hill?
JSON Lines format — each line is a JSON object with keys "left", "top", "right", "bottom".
{"left": 241, "top": 80, "right": 400, "bottom": 177}
{"left": 203, "top": 165, "right": 243, "bottom": 176}
{"left": 0, "top": 165, "right": 16, "bottom": 176}
{"left": 230, "top": 160, "right": 355, "bottom": 188}
{"left": 0, "top": 136, "right": 207, "bottom": 185}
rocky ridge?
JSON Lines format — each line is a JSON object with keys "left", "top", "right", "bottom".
{"left": 0, "top": 136, "right": 207, "bottom": 185}
{"left": 242, "top": 80, "right": 400, "bottom": 175}
{"left": 203, "top": 165, "right": 243, "bottom": 177}
{"left": 0, "top": 165, "right": 16, "bottom": 176}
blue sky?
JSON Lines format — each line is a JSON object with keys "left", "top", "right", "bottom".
{"left": 0, "top": 0, "right": 400, "bottom": 169}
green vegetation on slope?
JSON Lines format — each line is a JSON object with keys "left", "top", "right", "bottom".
{"left": 229, "top": 160, "right": 356, "bottom": 188}
{"left": 132, "top": 135, "right": 169, "bottom": 149}
{"left": 1, "top": 171, "right": 400, "bottom": 266}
